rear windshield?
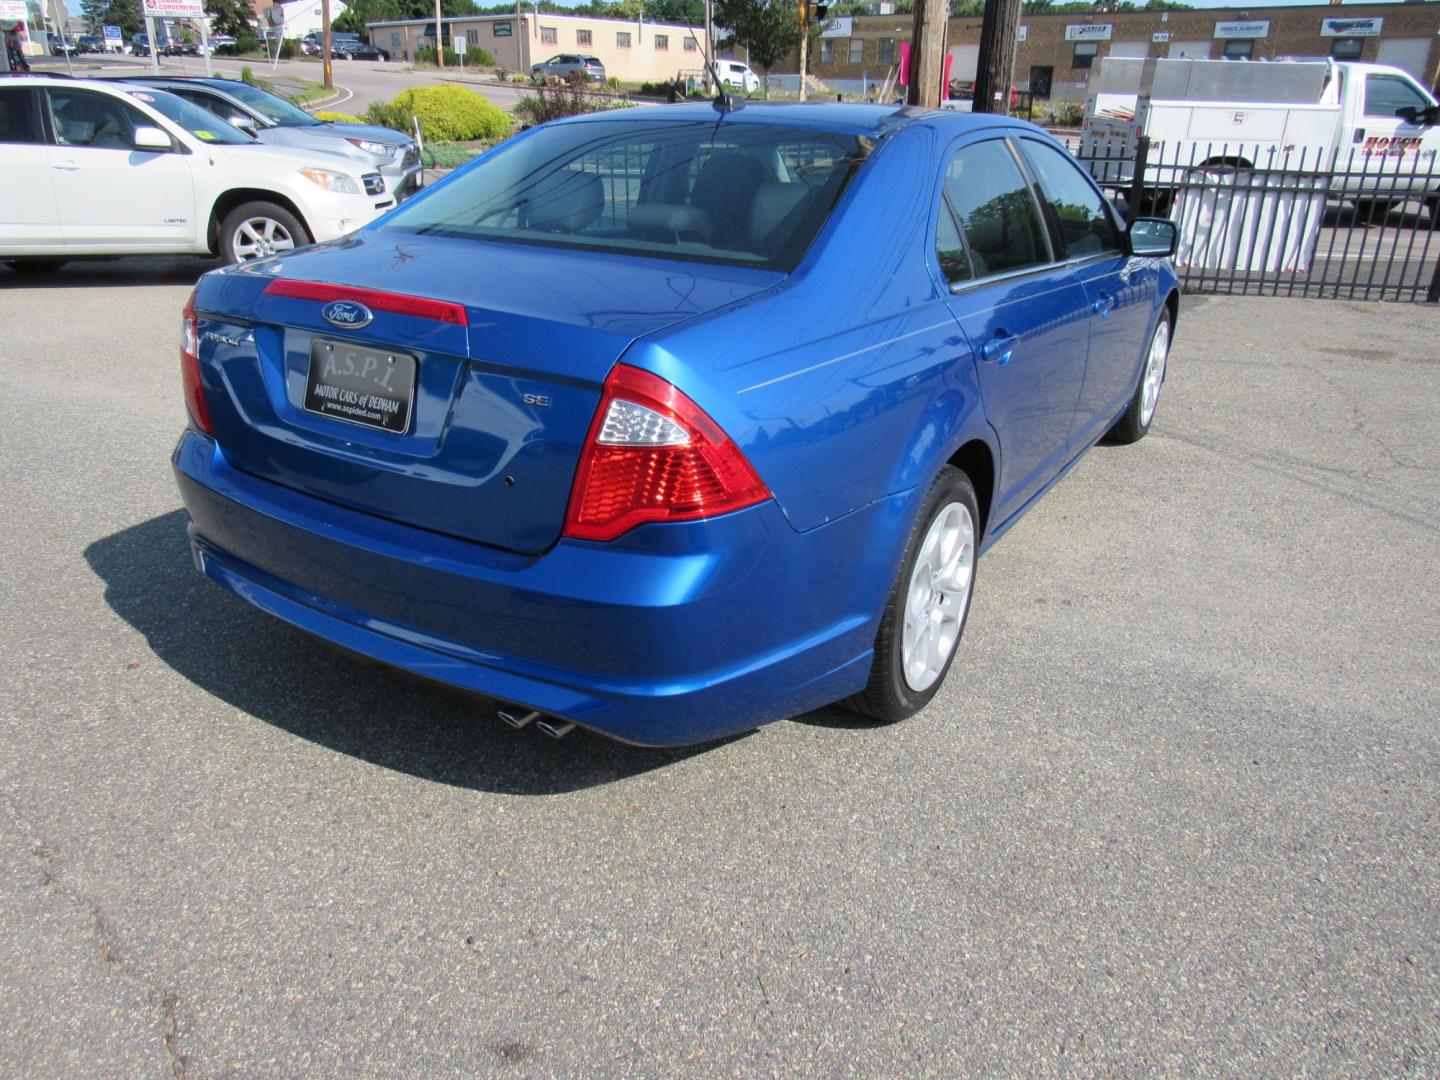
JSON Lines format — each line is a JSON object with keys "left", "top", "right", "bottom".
{"left": 379, "top": 119, "right": 869, "bottom": 271}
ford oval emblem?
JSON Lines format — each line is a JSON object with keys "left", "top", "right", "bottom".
{"left": 322, "top": 300, "right": 373, "bottom": 330}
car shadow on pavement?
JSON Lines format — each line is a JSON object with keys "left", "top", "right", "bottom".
{"left": 0, "top": 257, "right": 223, "bottom": 289}
{"left": 84, "top": 510, "right": 735, "bottom": 795}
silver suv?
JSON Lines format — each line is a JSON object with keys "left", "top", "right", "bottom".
{"left": 119, "top": 76, "right": 422, "bottom": 200}
{"left": 531, "top": 54, "right": 606, "bottom": 83}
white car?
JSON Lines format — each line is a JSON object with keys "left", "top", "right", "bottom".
{"left": 716, "top": 60, "right": 760, "bottom": 95}
{"left": 0, "top": 77, "right": 394, "bottom": 269}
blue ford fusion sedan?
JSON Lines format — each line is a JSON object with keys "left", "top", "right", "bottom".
{"left": 173, "top": 103, "right": 1180, "bottom": 746}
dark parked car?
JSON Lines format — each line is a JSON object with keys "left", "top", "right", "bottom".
{"left": 173, "top": 104, "right": 1181, "bottom": 747}
{"left": 75, "top": 34, "right": 104, "bottom": 54}
{"left": 331, "top": 40, "right": 388, "bottom": 61}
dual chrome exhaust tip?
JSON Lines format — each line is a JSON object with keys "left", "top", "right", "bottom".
{"left": 497, "top": 707, "right": 576, "bottom": 740}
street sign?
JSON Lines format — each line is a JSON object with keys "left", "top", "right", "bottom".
{"left": 141, "top": 0, "right": 204, "bottom": 18}
{"left": 103, "top": 24, "right": 122, "bottom": 45}
{"left": 452, "top": 33, "right": 466, "bottom": 53}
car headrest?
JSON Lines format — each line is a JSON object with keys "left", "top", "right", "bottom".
{"left": 749, "top": 182, "right": 809, "bottom": 249}
{"left": 525, "top": 170, "right": 604, "bottom": 234}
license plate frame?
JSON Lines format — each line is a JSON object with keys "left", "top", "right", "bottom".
{"left": 303, "top": 338, "right": 418, "bottom": 435}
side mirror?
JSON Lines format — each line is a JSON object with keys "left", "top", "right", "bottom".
{"left": 1396, "top": 104, "right": 1439, "bottom": 126}
{"left": 231, "top": 115, "right": 258, "bottom": 135}
{"left": 1128, "top": 217, "right": 1178, "bottom": 258}
{"left": 132, "top": 125, "right": 173, "bottom": 152}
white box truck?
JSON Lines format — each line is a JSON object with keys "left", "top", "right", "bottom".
{"left": 1079, "top": 58, "right": 1440, "bottom": 214}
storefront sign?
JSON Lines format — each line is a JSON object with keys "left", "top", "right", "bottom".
{"left": 1152, "top": 32, "right": 1170, "bottom": 43}
{"left": 0, "top": 0, "right": 28, "bottom": 19}
{"left": 820, "top": 17, "right": 852, "bottom": 39}
{"left": 1214, "top": 20, "right": 1270, "bottom": 40}
{"left": 1320, "top": 17, "right": 1383, "bottom": 38}
{"left": 141, "top": 0, "right": 204, "bottom": 17}
{"left": 103, "top": 24, "right": 122, "bottom": 44}
{"left": 1066, "top": 24, "right": 1113, "bottom": 42}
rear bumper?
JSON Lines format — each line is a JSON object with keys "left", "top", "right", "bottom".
{"left": 172, "top": 431, "right": 910, "bottom": 746}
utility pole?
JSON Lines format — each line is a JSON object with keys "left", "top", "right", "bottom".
{"left": 797, "top": 0, "right": 807, "bottom": 102}
{"left": 321, "top": 0, "right": 332, "bottom": 90}
{"left": 434, "top": 0, "right": 443, "bottom": 67}
{"left": 971, "top": 0, "right": 1021, "bottom": 115}
{"left": 905, "top": 0, "right": 946, "bottom": 107}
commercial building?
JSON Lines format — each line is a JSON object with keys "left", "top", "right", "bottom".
{"left": 809, "top": 3, "right": 1440, "bottom": 101}
{"left": 365, "top": 12, "right": 707, "bottom": 83}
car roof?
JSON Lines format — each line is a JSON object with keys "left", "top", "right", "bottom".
{"left": 557, "top": 101, "right": 1027, "bottom": 138}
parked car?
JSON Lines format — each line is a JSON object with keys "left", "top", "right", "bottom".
{"left": 50, "top": 37, "right": 77, "bottom": 55}
{"left": 118, "top": 75, "right": 421, "bottom": 200}
{"left": 162, "top": 39, "right": 200, "bottom": 57}
{"left": 129, "top": 33, "right": 151, "bottom": 56}
{"left": 75, "top": 34, "right": 104, "bottom": 54}
{"left": 530, "top": 54, "right": 605, "bottom": 83}
{"left": 0, "top": 78, "right": 392, "bottom": 267}
{"left": 714, "top": 59, "right": 759, "bottom": 94}
{"left": 331, "top": 40, "right": 388, "bottom": 61}
{"left": 203, "top": 34, "right": 237, "bottom": 54}
{"left": 170, "top": 104, "right": 1180, "bottom": 746}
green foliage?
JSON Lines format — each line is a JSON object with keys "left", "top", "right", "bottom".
{"left": 513, "top": 82, "right": 632, "bottom": 126}
{"left": 80, "top": 0, "right": 141, "bottom": 36}
{"left": 366, "top": 85, "right": 511, "bottom": 142}
{"left": 240, "top": 66, "right": 255, "bottom": 85}
{"left": 313, "top": 110, "right": 365, "bottom": 123}
{"left": 1041, "top": 100, "right": 1085, "bottom": 126}
{"left": 712, "top": 0, "right": 802, "bottom": 73}
{"left": 332, "top": 0, "right": 402, "bottom": 38}
{"left": 422, "top": 141, "right": 479, "bottom": 168}
{"left": 413, "top": 44, "right": 494, "bottom": 66}
{"left": 204, "top": 0, "right": 255, "bottom": 39}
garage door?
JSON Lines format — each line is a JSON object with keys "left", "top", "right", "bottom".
{"left": 1376, "top": 38, "right": 1432, "bottom": 82}
{"left": 1168, "top": 40, "right": 1211, "bottom": 60}
{"left": 948, "top": 43, "right": 979, "bottom": 83}
{"left": 1109, "top": 41, "right": 1149, "bottom": 59}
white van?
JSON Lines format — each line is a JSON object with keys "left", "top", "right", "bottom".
{"left": 716, "top": 60, "right": 760, "bottom": 95}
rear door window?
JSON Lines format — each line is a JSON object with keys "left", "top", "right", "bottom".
{"left": 941, "top": 139, "right": 1050, "bottom": 278}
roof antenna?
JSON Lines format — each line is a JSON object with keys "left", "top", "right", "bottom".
{"left": 685, "top": 27, "right": 742, "bottom": 113}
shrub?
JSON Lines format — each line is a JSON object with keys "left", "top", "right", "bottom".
{"left": 365, "top": 84, "right": 510, "bottom": 142}
{"left": 276, "top": 38, "right": 299, "bottom": 60}
{"left": 513, "top": 81, "right": 629, "bottom": 126}
{"left": 422, "top": 141, "right": 478, "bottom": 168}
{"left": 313, "top": 110, "right": 364, "bottom": 123}
{"left": 414, "top": 44, "right": 494, "bottom": 67}
{"left": 240, "top": 66, "right": 255, "bottom": 85}
{"left": 1041, "top": 100, "right": 1084, "bottom": 127}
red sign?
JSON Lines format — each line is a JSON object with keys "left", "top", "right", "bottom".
{"left": 899, "top": 41, "right": 911, "bottom": 87}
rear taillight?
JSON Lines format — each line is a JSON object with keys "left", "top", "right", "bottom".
{"left": 181, "top": 291, "right": 213, "bottom": 435}
{"left": 563, "top": 365, "right": 770, "bottom": 542}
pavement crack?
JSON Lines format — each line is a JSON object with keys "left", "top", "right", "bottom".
{"left": 1, "top": 790, "right": 194, "bottom": 1079}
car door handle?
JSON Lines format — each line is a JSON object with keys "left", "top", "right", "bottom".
{"left": 1092, "top": 293, "right": 1116, "bottom": 319}
{"left": 979, "top": 332, "right": 1019, "bottom": 366}
{"left": 52, "top": 160, "right": 81, "bottom": 172}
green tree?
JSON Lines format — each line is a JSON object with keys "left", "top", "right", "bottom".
{"left": 79, "top": 0, "right": 142, "bottom": 37}
{"left": 713, "top": 0, "right": 802, "bottom": 88}
{"left": 204, "top": 0, "right": 254, "bottom": 39}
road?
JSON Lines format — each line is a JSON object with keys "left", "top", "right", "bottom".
{"left": 0, "top": 265, "right": 1438, "bottom": 1076}
{"left": 26, "top": 52, "right": 536, "bottom": 115}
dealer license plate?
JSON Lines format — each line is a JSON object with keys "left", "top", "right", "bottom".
{"left": 304, "top": 339, "right": 417, "bottom": 434}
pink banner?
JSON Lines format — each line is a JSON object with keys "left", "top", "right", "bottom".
{"left": 899, "top": 41, "right": 911, "bottom": 87}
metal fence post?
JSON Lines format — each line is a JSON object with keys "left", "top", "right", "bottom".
{"left": 1126, "top": 136, "right": 1150, "bottom": 225}
{"left": 1428, "top": 252, "right": 1440, "bottom": 303}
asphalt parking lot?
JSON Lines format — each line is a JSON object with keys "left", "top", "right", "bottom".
{"left": 1, "top": 262, "right": 1437, "bottom": 1077}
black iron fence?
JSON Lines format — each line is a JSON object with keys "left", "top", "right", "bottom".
{"left": 1073, "top": 137, "right": 1440, "bottom": 302}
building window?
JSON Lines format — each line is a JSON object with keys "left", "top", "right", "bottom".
{"left": 1072, "top": 42, "right": 1099, "bottom": 69}
{"left": 819, "top": 39, "right": 834, "bottom": 64}
{"left": 683, "top": 37, "right": 696, "bottom": 51}
{"left": 877, "top": 38, "right": 894, "bottom": 64}
{"left": 493, "top": 21, "right": 512, "bottom": 37}
{"left": 617, "top": 31, "right": 631, "bottom": 49}
{"left": 1221, "top": 39, "right": 1253, "bottom": 59}
{"left": 848, "top": 38, "right": 863, "bottom": 64}
{"left": 576, "top": 29, "right": 592, "bottom": 46}
{"left": 1330, "top": 38, "right": 1363, "bottom": 61}
{"left": 655, "top": 33, "right": 668, "bottom": 50}
{"left": 540, "top": 26, "right": 557, "bottom": 44}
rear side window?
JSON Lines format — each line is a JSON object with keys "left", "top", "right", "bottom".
{"left": 1018, "top": 138, "right": 1118, "bottom": 258}
{"left": 0, "top": 87, "right": 44, "bottom": 144}
{"left": 382, "top": 120, "right": 869, "bottom": 272}
{"left": 942, "top": 139, "right": 1049, "bottom": 278}
{"left": 46, "top": 88, "right": 148, "bottom": 150}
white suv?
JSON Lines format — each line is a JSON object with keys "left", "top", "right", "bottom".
{"left": 716, "top": 61, "right": 760, "bottom": 94}
{"left": 0, "top": 77, "right": 393, "bottom": 269}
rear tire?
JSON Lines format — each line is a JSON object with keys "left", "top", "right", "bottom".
{"left": 843, "top": 466, "right": 979, "bottom": 723}
{"left": 1109, "top": 313, "right": 1171, "bottom": 445}
{"left": 219, "top": 201, "right": 309, "bottom": 264}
